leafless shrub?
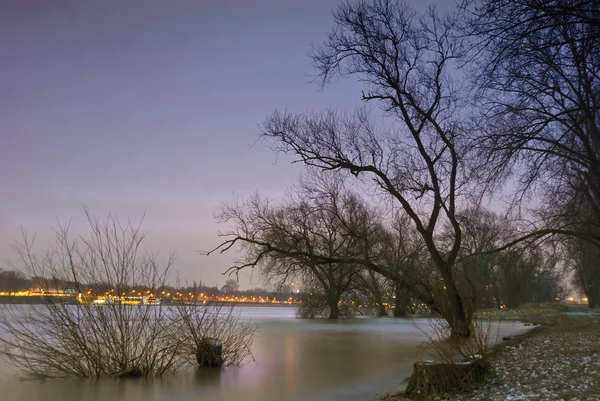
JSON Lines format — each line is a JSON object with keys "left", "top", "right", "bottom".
{"left": 174, "top": 301, "right": 257, "bottom": 367}
{"left": 0, "top": 212, "right": 255, "bottom": 378}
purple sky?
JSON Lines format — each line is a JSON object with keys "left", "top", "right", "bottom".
{"left": 0, "top": 0, "right": 444, "bottom": 289}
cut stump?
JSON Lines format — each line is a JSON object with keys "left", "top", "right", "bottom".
{"left": 196, "top": 338, "right": 223, "bottom": 368}
{"left": 404, "top": 360, "right": 486, "bottom": 398}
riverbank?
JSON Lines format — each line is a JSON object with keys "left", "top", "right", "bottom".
{"left": 378, "top": 304, "right": 600, "bottom": 401}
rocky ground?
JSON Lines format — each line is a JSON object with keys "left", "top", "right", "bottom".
{"left": 380, "top": 304, "right": 600, "bottom": 401}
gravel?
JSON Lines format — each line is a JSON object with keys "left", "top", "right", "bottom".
{"left": 456, "top": 324, "right": 600, "bottom": 400}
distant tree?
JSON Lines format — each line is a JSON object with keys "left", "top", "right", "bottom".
{"left": 567, "top": 222, "right": 600, "bottom": 308}
{"left": 221, "top": 279, "right": 240, "bottom": 293}
{"left": 452, "top": 207, "right": 508, "bottom": 308}
{"left": 377, "top": 213, "right": 425, "bottom": 317}
{"left": 455, "top": 207, "right": 567, "bottom": 308}
{"left": 352, "top": 268, "right": 390, "bottom": 317}
{"left": 530, "top": 268, "right": 567, "bottom": 304}
{"left": 497, "top": 248, "right": 540, "bottom": 308}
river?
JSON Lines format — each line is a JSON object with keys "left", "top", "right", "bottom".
{"left": 0, "top": 306, "right": 529, "bottom": 401}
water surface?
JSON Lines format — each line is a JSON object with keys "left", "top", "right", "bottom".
{"left": 0, "top": 306, "right": 529, "bottom": 401}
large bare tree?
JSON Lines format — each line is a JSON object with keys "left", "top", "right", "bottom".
{"left": 258, "top": 0, "right": 475, "bottom": 336}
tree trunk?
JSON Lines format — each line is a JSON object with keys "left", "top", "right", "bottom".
{"left": 588, "top": 289, "right": 597, "bottom": 309}
{"left": 445, "top": 280, "right": 471, "bottom": 338}
{"left": 328, "top": 295, "right": 340, "bottom": 319}
{"left": 405, "top": 361, "right": 486, "bottom": 397}
{"left": 448, "top": 302, "right": 470, "bottom": 337}
{"left": 367, "top": 270, "right": 387, "bottom": 317}
{"left": 394, "top": 285, "right": 410, "bottom": 317}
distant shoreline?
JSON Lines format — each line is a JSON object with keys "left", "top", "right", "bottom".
{"left": 0, "top": 295, "right": 74, "bottom": 305}
{"left": 0, "top": 295, "right": 299, "bottom": 307}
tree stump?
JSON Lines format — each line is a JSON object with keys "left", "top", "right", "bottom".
{"left": 196, "top": 338, "right": 223, "bottom": 368}
{"left": 404, "top": 360, "right": 486, "bottom": 398}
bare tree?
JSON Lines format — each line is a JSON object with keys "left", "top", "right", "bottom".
{"left": 569, "top": 239, "right": 600, "bottom": 308}
{"left": 466, "top": 0, "right": 600, "bottom": 242}
{"left": 456, "top": 207, "right": 566, "bottom": 308}
{"left": 453, "top": 207, "right": 508, "bottom": 309}
{"left": 221, "top": 279, "right": 240, "bottom": 293}
{"left": 378, "top": 212, "right": 426, "bottom": 317}
{"left": 351, "top": 268, "right": 390, "bottom": 317}
{"left": 213, "top": 177, "right": 375, "bottom": 319}
{"left": 257, "top": 0, "right": 476, "bottom": 336}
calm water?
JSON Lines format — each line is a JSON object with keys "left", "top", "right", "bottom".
{"left": 0, "top": 306, "right": 529, "bottom": 401}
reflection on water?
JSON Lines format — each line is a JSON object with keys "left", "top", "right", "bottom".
{"left": 0, "top": 306, "right": 529, "bottom": 401}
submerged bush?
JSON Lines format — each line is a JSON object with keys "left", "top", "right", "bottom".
{"left": 0, "top": 213, "right": 256, "bottom": 378}
{"left": 296, "top": 295, "right": 356, "bottom": 319}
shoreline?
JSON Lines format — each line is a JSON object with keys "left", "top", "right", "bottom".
{"left": 376, "top": 304, "right": 600, "bottom": 401}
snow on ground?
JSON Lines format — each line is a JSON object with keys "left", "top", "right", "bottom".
{"left": 452, "top": 324, "right": 600, "bottom": 400}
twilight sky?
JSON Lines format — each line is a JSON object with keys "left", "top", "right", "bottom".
{"left": 0, "top": 0, "right": 444, "bottom": 289}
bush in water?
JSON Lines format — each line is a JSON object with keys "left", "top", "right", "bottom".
{"left": 0, "top": 212, "right": 256, "bottom": 378}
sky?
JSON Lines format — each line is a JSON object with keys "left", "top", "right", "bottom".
{"left": 0, "top": 0, "right": 445, "bottom": 289}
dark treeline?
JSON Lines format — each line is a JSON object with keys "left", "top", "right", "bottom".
{"left": 0, "top": 270, "right": 29, "bottom": 295}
